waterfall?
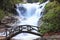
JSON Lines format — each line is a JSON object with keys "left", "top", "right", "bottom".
{"left": 12, "top": 0, "right": 49, "bottom": 40}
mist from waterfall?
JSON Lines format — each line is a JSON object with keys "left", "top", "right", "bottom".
{"left": 12, "top": 0, "right": 49, "bottom": 40}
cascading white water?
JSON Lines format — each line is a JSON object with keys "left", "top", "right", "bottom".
{"left": 12, "top": 0, "right": 49, "bottom": 40}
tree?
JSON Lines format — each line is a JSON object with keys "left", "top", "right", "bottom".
{"left": 0, "top": 0, "right": 22, "bottom": 20}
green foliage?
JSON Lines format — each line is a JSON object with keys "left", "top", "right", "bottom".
{"left": 0, "top": 10, "right": 5, "bottom": 20}
{"left": 43, "top": 7, "right": 60, "bottom": 23}
{"left": 40, "top": 22, "right": 60, "bottom": 34}
{"left": 0, "top": 0, "right": 22, "bottom": 20}
{"left": 39, "top": 22, "right": 54, "bottom": 34}
{"left": 50, "top": 0, "right": 60, "bottom": 2}
{"left": 50, "top": 0, "right": 54, "bottom": 2}
{"left": 55, "top": 0, "right": 60, "bottom": 3}
{"left": 39, "top": 0, "right": 47, "bottom": 3}
{"left": 0, "top": 0, "right": 22, "bottom": 10}
{"left": 40, "top": 0, "right": 60, "bottom": 35}
{"left": 32, "top": 0, "right": 39, "bottom": 2}
{"left": 45, "top": 1, "right": 60, "bottom": 12}
{"left": 0, "top": 10, "right": 13, "bottom": 20}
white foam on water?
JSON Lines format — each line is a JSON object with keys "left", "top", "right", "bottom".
{"left": 12, "top": 0, "right": 49, "bottom": 40}
{"left": 12, "top": 33, "right": 40, "bottom": 40}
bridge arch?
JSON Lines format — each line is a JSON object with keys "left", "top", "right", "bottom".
{"left": 1, "top": 25, "right": 43, "bottom": 40}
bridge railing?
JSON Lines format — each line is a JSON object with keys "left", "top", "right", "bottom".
{"left": 0, "top": 25, "right": 43, "bottom": 40}
{"left": 5, "top": 25, "right": 39, "bottom": 36}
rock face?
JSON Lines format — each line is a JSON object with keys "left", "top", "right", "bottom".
{"left": 1, "top": 16, "right": 20, "bottom": 27}
{"left": 1, "top": 16, "right": 18, "bottom": 24}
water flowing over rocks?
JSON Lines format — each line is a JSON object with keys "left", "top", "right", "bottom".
{"left": 11, "top": 0, "right": 49, "bottom": 40}
{"left": 0, "top": 0, "right": 49, "bottom": 40}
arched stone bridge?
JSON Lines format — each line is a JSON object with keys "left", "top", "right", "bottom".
{"left": 0, "top": 25, "right": 44, "bottom": 40}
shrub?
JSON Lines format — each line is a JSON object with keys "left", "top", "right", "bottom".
{"left": 40, "top": 1, "right": 60, "bottom": 35}
{"left": 43, "top": 6, "right": 60, "bottom": 23}
{"left": 40, "top": 22, "right": 60, "bottom": 34}
{"left": 45, "top": 1, "right": 60, "bottom": 12}
{"left": 55, "top": 0, "right": 60, "bottom": 3}
{"left": 0, "top": 0, "right": 22, "bottom": 13}
{"left": 0, "top": 9, "right": 13, "bottom": 20}
{"left": 0, "top": 10, "right": 5, "bottom": 20}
